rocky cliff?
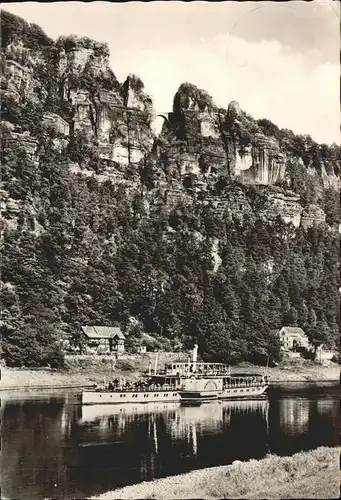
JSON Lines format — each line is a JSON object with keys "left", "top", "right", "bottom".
{"left": 55, "top": 35, "right": 155, "bottom": 165}
{"left": 1, "top": 11, "right": 339, "bottom": 367}
{"left": 2, "top": 28, "right": 154, "bottom": 165}
{"left": 1, "top": 11, "right": 339, "bottom": 235}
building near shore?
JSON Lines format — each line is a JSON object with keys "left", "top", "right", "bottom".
{"left": 80, "top": 326, "right": 125, "bottom": 355}
{"left": 277, "top": 326, "right": 310, "bottom": 352}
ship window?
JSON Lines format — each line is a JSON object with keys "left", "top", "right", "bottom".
{"left": 234, "top": 390, "right": 238, "bottom": 393}
{"left": 165, "top": 394, "right": 168, "bottom": 397}
{"left": 246, "top": 389, "right": 250, "bottom": 392}
{"left": 110, "top": 395, "right": 112, "bottom": 398}
{"left": 120, "top": 395, "right": 123, "bottom": 398}
{"left": 240, "top": 389, "right": 244, "bottom": 392}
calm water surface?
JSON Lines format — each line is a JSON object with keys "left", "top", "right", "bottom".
{"left": 1, "top": 382, "right": 339, "bottom": 499}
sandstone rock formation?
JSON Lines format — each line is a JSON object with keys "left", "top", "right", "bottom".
{"left": 1, "top": 11, "right": 339, "bottom": 235}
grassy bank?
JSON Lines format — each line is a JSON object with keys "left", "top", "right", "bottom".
{"left": 0, "top": 355, "right": 339, "bottom": 390}
{"left": 93, "top": 446, "right": 340, "bottom": 499}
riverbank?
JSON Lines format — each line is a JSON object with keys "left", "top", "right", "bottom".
{"left": 231, "top": 358, "right": 340, "bottom": 382}
{"left": 93, "top": 446, "right": 340, "bottom": 499}
{"left": 0, "top": 356, "right": 339, "bottom": 390}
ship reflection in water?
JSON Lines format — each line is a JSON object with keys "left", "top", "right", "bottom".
{"left": 279, "top": 398, "right": 310, "bottom": 435}
{"left": 0, "top": 383, "right": 339, "bottom": 500}
{"left": 78, "top": 399, "right": 269, "bottom": 460}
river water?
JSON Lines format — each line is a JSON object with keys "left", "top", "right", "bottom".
{"left": 0, "top": 382, "right": 339, "bottom": 499}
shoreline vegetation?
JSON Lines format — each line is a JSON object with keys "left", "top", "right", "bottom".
{"left": 0, "top": 356, "right": 339, "bottom": 390}
{"left": 91, "top": 446, "right": 340, "bottom": 499}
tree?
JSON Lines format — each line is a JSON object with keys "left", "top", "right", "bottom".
{"left": 323, "top": 188, "right": 340, "bottom": 226}
{"left": 307, "top": 319, "right": 332, "bottom": 351}
{"left": 2, "top": 309, "right": 64, "bottom": 368}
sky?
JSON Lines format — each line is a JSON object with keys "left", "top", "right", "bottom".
{"left": 3, "top": 1, "right": 340, "bottom": 144}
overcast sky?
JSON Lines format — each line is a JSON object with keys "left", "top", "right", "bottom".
{"left": 3, "top": 1, "right": 340, "bottom": 144}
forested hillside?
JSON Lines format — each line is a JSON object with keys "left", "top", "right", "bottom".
{"left": 1, "top": 11, "right": 340, "bottom": 367}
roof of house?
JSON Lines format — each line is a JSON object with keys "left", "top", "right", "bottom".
{"left": 81, "top": 326, "right": 125, "bottom": 339}
{"left": 280, "top": 326, "right": 307, "bottom": 337}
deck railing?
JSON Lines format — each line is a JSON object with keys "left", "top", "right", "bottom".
{"left": 98, "top": 384, "right": 178, "bottom": 393}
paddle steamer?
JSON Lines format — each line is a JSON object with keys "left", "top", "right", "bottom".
{"left": 82, "top": 345, "right": 269, "bottom": 405}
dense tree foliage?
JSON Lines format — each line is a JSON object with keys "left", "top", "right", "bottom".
{"left": 1, "top": 10, "right": 53, "bottom": 51}
{"left": 1, "top": 10, "right": 339, "bottom": 368}
{"left": 1, "top": 129, "right": 339, "bottom": 366}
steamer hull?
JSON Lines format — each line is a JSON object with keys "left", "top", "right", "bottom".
{"left": 82, "top": 389, "right": 180, "bottom": 405}
{"left": 178, "top": 390, "right": 219, "bottom": 402}
{"left": 178, "top": 382, "right": 268, "bottom": 402}
{"left": 220, "top": 384, "right": 268, "bottom": 399}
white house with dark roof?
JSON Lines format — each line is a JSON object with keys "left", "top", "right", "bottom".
{"left": 81, "top": 326, "right": 125, "bottom": 354}
{"left": 278, "top": 326, "right": 310, "bottom": 351}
